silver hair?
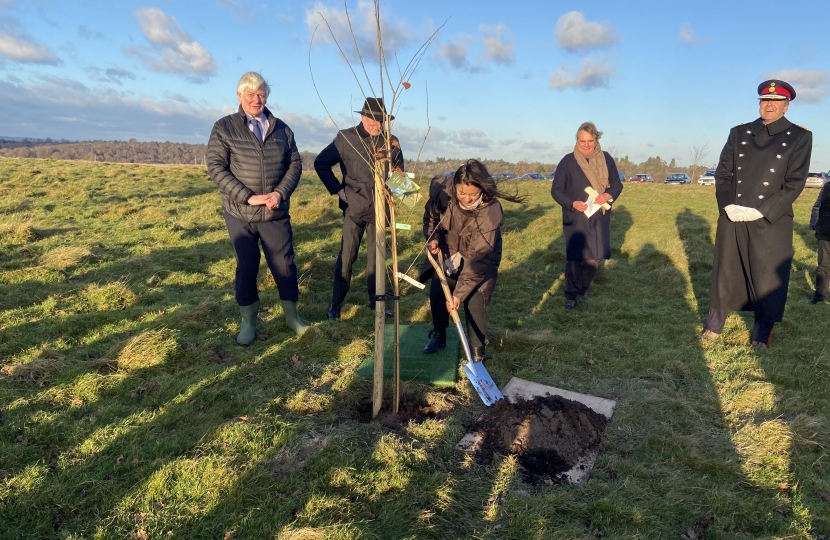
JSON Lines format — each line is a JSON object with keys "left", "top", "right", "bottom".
{"left": 236, "top": 72, "right": 270, "bottom": 98}
{"left": 576, "top": 121, "right": 602, "bottom": 141}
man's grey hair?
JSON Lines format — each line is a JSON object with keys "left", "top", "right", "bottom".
{"left": 237, "top": 72, "right": 270, "bottom": 98}
{"left": 576, "top": 121, "right": 603, "bottom": 141}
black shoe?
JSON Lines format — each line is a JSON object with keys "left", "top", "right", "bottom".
{"left": 367, "top": 301, "right": 393, "bottom": 318}
{"left": 472, "top": 346, "right": 492, "bottom": 363}
{"left": 576, "top": 292, "right": 588, "bottom": 303}
{"left": 326, "top": 304, "right": 341, "bottom": 320}
{"left": 564, "top": 299, "right": 576, "bottom": 310}
{"left": 423, "top": 330, "right": 446, "bottom": 354}
{"left": 811, "top": 293, "right": 826, "bottom": 304}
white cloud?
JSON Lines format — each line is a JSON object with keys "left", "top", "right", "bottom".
{"left": 434, "top": 34, "right": 485, "bottom": 72}
{"left": 306, "top": 1, "right": 415, "bottom": 65}
{"left": 480, "top": 23, "right": 515, "bottom": 66}
{"left": 555, "top": 11, "right": 618, "bottom": 52}
{"left": 0, "top": 75, "right": 229, "bottom": 142}
{"left": 86, "top": 66, "right": 136, "bottom": 86}
{"left": 0, "top": 26, "right": 60, "bottom": 65}
{"left": 549, "top": 58, "right": 614, "bottom": 90}
{"left": 216, "top": 0, "right": 257, "bottom": 24}
{"left": 678, "top": 24, "right": 694, "bottom": 43}
{"left": 764, "top": 69, "right": 830, "bottom": 104}
{"left": 77, "top": 24, "right": 104, "bottom": 40}
{"left": 124, "top": 8, "right": 217, "bottom": 81}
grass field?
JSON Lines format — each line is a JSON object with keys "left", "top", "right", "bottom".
{"left": 1, "top": 158, "right": 829, "bottom": 539}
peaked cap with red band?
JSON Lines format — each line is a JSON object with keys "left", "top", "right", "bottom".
{"left": 757, "top": 79, "right": 796, "bottom": 101}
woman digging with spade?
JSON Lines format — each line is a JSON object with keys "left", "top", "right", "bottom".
{"left": 420, "top": 160, "right": 526, "bottom": 363}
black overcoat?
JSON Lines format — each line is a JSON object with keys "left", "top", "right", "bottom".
{"left": 314, "top": 124, "right": 404, "bottom": 224}
{"left": 551, "top": 152, "right": 623, "bottom": 260}
{"left": 709, "top": 116, "right": 812, "bottom": 322}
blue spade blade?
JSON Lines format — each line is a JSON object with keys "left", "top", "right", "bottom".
{"left": 462, "top": 361, "right": 504, "bottom": 406}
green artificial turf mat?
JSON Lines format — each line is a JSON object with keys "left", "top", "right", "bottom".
{"left": 356, "top": 324, "right": 460, "bottom": 387}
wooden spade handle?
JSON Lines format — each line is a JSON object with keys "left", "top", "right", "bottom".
{"left": 425, "top": 248, "right": 462, "bottom": 326}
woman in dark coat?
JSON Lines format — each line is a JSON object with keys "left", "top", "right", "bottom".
{"left": 551, "top": 121, "right": 623, "bottom": 309}
{"left": 421, "top": 160, "right": 526, "bottom": 362}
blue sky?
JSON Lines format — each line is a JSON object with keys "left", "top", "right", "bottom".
{"left": 0, "top": 0, "right": 828, "bottom": 170}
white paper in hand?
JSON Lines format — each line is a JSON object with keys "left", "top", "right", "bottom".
{"left": 583, "top": 195, "right": 602, "bottom": 218}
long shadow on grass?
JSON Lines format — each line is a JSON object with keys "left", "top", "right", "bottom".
{"left": 585, "top": 242, "right": 799, "bottom": 537}
{"left": 0, "top": 211, "right": 355, "bottom": 535}
{"left": 476, "top": 231, "right": 797, "bottom": 537}
{"left": 680, "top": 209, "right": 829, "bottom": 533}
{"left": 676, "top": 208, "right": 714, "bottom": 318}
{"left": 793, "top": 218, "right": 820, "bottom": 297}
{"left": 0, "top": 292, "right": 343, "bottom": 536}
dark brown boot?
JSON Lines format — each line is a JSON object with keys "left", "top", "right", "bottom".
{"left": 472, "top": 346, "right": 492, "bottom": 363}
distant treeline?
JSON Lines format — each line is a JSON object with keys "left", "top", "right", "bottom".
{"left": 0, "top": 138, "right": 707, "bottom": 181}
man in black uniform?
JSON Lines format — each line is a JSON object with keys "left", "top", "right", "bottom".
{"left": 314, "top": 98, "right": 405, "bottom": 319}
{"left": 702, "top": 79, "right": 812, "bottom": 348}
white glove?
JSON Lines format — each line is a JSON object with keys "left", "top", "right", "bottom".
{"left": 724, "top": 204, "right": 763, "bottom": 222}
{"left": 743, "top": 207, "right": 763, "bottom": 221}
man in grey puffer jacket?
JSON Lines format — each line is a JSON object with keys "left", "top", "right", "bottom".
{"left": 207, "top": 72, "right": 308, "bottom": 343}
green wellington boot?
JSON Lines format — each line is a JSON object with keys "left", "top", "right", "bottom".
{"left": 237, "top": 301, "right": 260, "bottom": 346}
{"left": 280, "top": 300, "right": 309, "bottom": 336}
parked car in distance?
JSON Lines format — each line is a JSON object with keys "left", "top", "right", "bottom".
{"left": 805, "top": 172, "right": 828, "bottom": 188}
{"left": 665, "top": 173, "right": 691, "bottom": 184}
{"left": 628, "top": 174, "right": 653, "bottom": 183}
{"left": 618, "top": 171, "right": 625, "bottom": 182}
{"left": 520, "top": 173, "right": 546, "bottom": 180}
{"left": 545, "top": 171, "right": 556, "bottom": 181}
{"left": 492, "top": 172, "right": 516, "bottom": 179}
{"left": 698, "top": 169, "right": 716, "bottom": 186}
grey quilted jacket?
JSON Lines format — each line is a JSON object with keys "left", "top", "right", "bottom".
{"left": 207, "top": 106, "right": 302, "bottom": 222}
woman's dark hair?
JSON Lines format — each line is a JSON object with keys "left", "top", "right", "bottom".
{"left": 452, "top": 159, "right": 526, "bottom": 205}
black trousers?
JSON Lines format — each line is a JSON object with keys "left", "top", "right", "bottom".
{"left": 816, "top": 239, "right": 830, "bottom": 299}
{"left": 704, "top": 309, "right": 775, "bottom": 344}
{"left": 224, "top": 211, "right": 299, "bottom": 306}
{"left": 564, "top": 259, "right": 599, "bottom": 300}
{"left": 430, "top": 274, "right": 487, "bottom": 348}
{"left": 331, "top": 214, "right": 377, "bottom": 308}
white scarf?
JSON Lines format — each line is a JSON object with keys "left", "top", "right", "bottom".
{"left": 458, "top": 195, "right": 483, "bottom": 211}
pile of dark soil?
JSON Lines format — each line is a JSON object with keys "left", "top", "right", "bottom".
{"left": 470, "top": 394, "right": 609, "bottom": 482}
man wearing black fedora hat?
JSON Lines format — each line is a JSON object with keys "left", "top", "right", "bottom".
{"left": 314, "top": 97, "right": 405, "bottom": 319}
{"left": 702, "top": 79, "right": 812, "bottom": 349}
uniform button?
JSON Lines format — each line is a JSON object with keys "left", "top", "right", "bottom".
{"left": 770, "top": 169, "right": 775, "bottom": 173}
{"left": 746, "top": 130, "right": 751, "bottom": 134}
{"left": 782, "top": 143, "right": 787, "bottom": 146}
{"left": 739, "top": 153, "right": 744, "bottom": 157}
{"left": 787, "top": 131, "right": 791, "bottom": 135}
{"left": 759, "top": 195, "right": 765, "bottom": 199}
{"left": 738, "top": 166, "right": 742, "bottom": 170}
{"left": 777, "top": 155, "right": 782, "bottom": 159}
{"left": 742, "top": 141, "right": 747, "bottom": 145}
{"left": 738, "top": 180, "right": 742, "bottom": 183}
{"left": 763, "top": 182, "right": 769, "bottom": 186}
{"left": 738, "top": 194, "right": 742, "bottom": 197}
